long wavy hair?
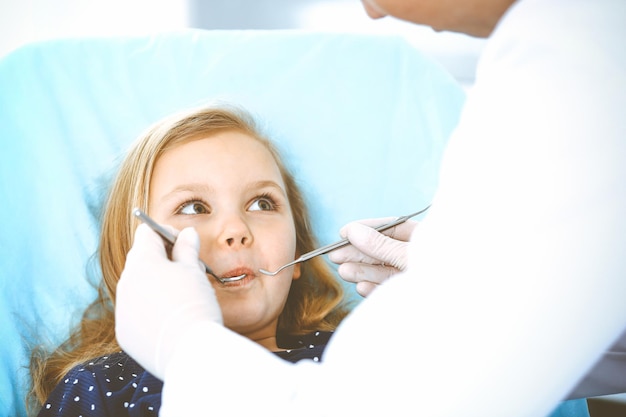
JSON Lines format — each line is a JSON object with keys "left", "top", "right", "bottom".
{"left": 29, "top": 105, "right": 351, "bottom": 407}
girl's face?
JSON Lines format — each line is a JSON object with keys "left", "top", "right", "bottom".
{"left": 147, "top": 131, "right": 300, "bottom": 350}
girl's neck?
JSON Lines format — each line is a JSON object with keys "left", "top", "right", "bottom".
{"left": 254, "top": 335, "right": 284, "bottom": 352}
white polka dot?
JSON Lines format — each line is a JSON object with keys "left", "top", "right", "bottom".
{"left": 315, "top": 331, "right": 320, "bottom": 336}
{"left": 118, "top": 376, "right": 124, "bottom": 380}
{"left": 124, "top": 402, "right": 129, "bottom": 408}
{"left": 73, "top": 378, "right": 79, "bottom": 385}
{"left": 118, "top": 362, "right": 124, "bottom": 367}
{"left": 105, "top": 378, "right": 111, "bottom": 383}
{"left": 132, "top": 382, "right": 138, "bottom": 388}
{"left": 130, "top": 403, "right": 135, "bottom": 408}
{"left": 88, "top": 385, "right": 94, "bottom": 392}
{"left": 106, "top": 391, "right": 112, "bottom": 397}
{"left": 148, "top": 406, "right": 154, "bottom": 411}
{"left": 104, "top": 364, "right": 110, "bottom": 368}
{"left": 143, "top": 386, "right": 149, "bottom": 392}
{"left": 308, "top": 344, "right": 314, "bottom": 349}
{"left": 45, "top": 404, "right": 51, "bottom": 409}
{"left": 64, "top": 378, "right": 69, "bottom": 384}
{"left": 91, "top": 404, "right": 95, "bottom": 411}
{"left": 74, "top": 396, "right": 80, "bottom": 402}
{"left": 314, "top": 357, "right": 319, "bottom": 362}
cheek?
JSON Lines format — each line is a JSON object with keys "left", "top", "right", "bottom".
{"left": 270, "top": 267, "right": 298, "bottom": 308}
{"left": 261, "top": 221, "right": 298, "bottom": 260}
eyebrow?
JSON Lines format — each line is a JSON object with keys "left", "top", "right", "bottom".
{"left": 159, "top": 180, "right": 287, "bottom": 202}
{"left": 245, "top": 180, "right": 288, "bottom": 196}
{"left": 159, "top": 183, "right": 214, "bottom": 202}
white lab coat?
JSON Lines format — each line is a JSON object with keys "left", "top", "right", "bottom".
{"left": 160, "top": 0, "right": 626, "bottom": 415}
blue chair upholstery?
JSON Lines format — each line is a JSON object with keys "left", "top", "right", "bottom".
{"left": 0, "top": 29, "right": 467, "bottom": 416}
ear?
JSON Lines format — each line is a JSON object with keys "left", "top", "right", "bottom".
{"left": 292, "top": 263, "right": 301, "bottom": 280}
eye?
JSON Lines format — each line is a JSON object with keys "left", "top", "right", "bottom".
{"left": 248, "top": 194, "right": 277, "bottom": 212}
{"left": 177, "top": 200, "right": 210, "bottom": 215}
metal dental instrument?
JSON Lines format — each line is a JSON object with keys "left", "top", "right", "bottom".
{"left": 258, "top": 205, "right": 431, "bottom": 276}
{"left": 132, "top": 208, "right": 247, "bottom": 284}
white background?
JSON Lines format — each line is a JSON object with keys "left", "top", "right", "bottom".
{"left": 0, "top": 0, "right": 486, "bottom": 88}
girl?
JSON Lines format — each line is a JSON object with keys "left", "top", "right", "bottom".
{"left": 29, "top": 105, "right": 351, "bottom": 416}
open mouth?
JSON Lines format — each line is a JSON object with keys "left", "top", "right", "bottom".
{"left": 216, "top": 267, "right": 255, "bottom": 284}
{"left": 219, "top": 274, "right": 247, "bottom": 283}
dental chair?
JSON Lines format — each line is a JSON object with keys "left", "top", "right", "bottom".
{"left": 0, "top": 29, "right": 587, "bottom": 417}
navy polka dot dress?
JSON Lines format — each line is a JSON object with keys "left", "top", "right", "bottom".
{"left": 37, "top": 331, "right": 333, "bottom": 416}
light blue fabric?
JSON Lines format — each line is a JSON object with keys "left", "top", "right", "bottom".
{"left": 0, "top": 29, "right": 467, "bottom": 415}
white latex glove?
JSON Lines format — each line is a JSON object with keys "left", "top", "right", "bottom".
{"left": 115, "top": 223, "right": 222, "bottom": 380}
{"left": 328, "top": 217, "right": 417, "bottom": 297}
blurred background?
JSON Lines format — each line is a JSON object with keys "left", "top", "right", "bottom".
{"left": 0, "top": 0, "right": 486, "bottom": 88}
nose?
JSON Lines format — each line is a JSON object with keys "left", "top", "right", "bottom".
{"left": 217, "top": 213, "right": 253, "bottom": 249}
{"left": 361, "top": 0, "right": 387, "bottom": 19}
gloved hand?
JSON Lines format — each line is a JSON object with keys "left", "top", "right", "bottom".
{"left": 328, "top": 217, "right": 417, "bottom": 297}
{"left": 115, "top": 224, "right": 222, "bottom": 380}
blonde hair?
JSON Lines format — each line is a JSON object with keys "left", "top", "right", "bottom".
{"left": 29, "top": 105, "right": 351, "bottom": 406}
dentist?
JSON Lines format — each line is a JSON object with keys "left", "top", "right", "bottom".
{"left": 116, "top": 0, "right": 626, "bottom": 416}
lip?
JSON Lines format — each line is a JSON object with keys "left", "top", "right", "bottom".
{"left": 217, "top": 267, "right": 256, "bottom": 287}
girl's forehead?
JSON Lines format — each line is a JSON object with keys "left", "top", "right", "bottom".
{"left": 151, "top": 133, "right": 287, "bottom": 191}
{"left": 158, "top": 132, "right": 271, "bottom": 164}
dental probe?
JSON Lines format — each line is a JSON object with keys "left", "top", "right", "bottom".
{"left": 132, "top": 208, "right": 247, "bottom": 284}
{"left": 259, "top": 205, "right": 431, "bottom": 276}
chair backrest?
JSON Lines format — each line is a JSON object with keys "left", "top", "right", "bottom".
{"left": 0, "top": 29, "right": 465, "bottom": 416}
